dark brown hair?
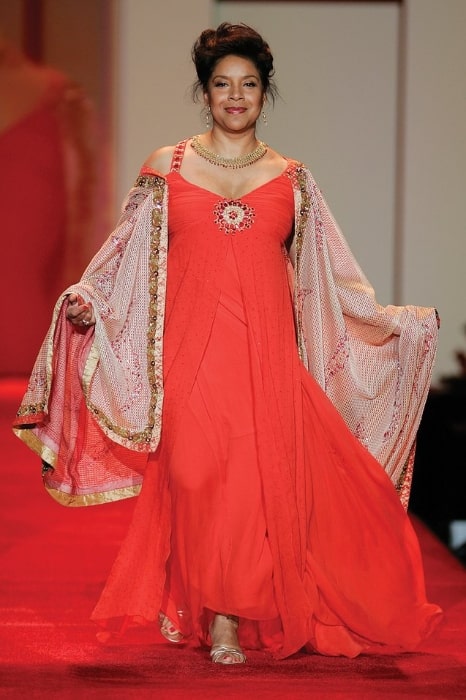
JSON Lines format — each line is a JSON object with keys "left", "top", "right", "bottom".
{"left": 192, "top": 23, "right": 277, "bottom": 102}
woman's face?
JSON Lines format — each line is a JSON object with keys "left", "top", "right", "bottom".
{"left": 204, "top": 54, "right": 265, "bottom": 134}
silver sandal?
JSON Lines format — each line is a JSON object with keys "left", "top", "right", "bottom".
{"left": 209, "top": 614, "right": 246, "bottom": 664}
{"left": 158, "top": 612, "right": 184, "bottom": 644}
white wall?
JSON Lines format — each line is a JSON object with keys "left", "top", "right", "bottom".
{"left": 113, "top": 0, "right": 466, "bottom": 383}
{"left": 114, "top": 0, "right": 212, "bottom": 201}
{"left": 402, "top": 0, "right": 466, "bottom": 382}
{"left": 216, "top": 1, "right": 399, "bottom": 305}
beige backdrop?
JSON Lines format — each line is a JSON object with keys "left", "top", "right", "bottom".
{"left": 1, "top": 0, "right": 465, "bottom": 383}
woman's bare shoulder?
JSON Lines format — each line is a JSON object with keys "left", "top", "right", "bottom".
{"left": 267, "top": 146, "right": 302, "bottom": 168}
{"left": 142, "top": 145, "right": 176, "bottom": 175}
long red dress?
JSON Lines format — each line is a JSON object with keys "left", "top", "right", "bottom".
{"left": 91, "top": 144, "right": 441, "bottom": 658}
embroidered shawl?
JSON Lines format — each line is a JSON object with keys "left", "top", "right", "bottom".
{"left": 13, "top": 164, "right": 438, "bottom": 508}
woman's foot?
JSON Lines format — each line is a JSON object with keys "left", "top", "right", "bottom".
{"left": 209, "top": 614, "right": 246, "bottom": 664}
{"left": 158, "top": 612, "right": 184, "bottom": 643}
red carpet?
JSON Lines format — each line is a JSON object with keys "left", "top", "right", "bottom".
{"left": 1, "top": 377, "right": 465, "bottom": 699}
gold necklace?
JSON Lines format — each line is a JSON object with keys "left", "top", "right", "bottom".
{"left": 191, "top": 134, "right": 267, "bottom": 169}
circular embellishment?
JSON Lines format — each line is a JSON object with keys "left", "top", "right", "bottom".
{"left": 213, "top": 199, "right": 255, "bottom": 234}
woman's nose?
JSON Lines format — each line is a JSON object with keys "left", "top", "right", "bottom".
{"left": 229, "top": 86, "right": 244, "bottom": 100}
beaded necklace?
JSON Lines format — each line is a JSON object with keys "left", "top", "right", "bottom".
{"left": 191, "top": 134, "right": 267, "bottom": 169}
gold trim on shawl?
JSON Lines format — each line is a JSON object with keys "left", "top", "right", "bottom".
{"left": 45, "top": 483, "right": 142, "bottom": 507}
{"left": 12, "top": 426, "right": 142, "bottom": 506}
{"left": 291, "top": 166, "right": 311, "bottom": 363}
{"left": 85, "top": 175, "right": 166, "bottom": 448}
{"left": 397, "top": 442, "right": 417, "bottom": 508}
{"left": 12, "top": 427, "right": 57, "bottom": 467}
{"left": 134, "top": 174, "right": 160, "bottom": 188}
{"left": 15, "top": 402, "right": 47, "bottom": 418}
{"left": 85, "top": 402, "right": 154, "bottom": 445}
{"left": 288, "top": 164, "right": 437, "bottom": 507}
{"left": 81, "top": 340, "right": 100, "bottom": 394}
{"left": 15, "top": 292, "right": 70, "bottom": 423}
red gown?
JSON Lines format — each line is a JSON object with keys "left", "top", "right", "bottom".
{"left": 0, "top": 105, "right": 67, "bottom": 374}
{"left": 91, "top": 145, "right": 441, "bottom": 658}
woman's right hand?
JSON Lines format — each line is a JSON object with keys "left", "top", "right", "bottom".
{"left": 66, "top": 293, "right": 95, "bottom": 328}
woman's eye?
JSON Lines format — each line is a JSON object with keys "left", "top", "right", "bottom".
{"left": 214, "top": 82, "right": 228, "bottom": 88}
{"left": 244, "top": 82, "right": 257, "bottom": 88}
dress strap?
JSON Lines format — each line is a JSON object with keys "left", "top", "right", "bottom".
{"left": 170, "top": 139, "right": 190, "bottom": 172}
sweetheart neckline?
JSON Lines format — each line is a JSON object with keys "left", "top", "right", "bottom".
{"left": 169, "top": 161, "right": 294, "bottom": 201}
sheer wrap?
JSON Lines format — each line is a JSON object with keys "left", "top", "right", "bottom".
{"left": 13, "top": 164, "right": 438, "bottom": 509}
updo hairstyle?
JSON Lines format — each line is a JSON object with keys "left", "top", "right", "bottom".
{"left": 192, "top": 23, "right": 277, "bottom": 102}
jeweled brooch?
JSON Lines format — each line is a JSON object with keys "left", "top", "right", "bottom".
{"left": 213, "top": 200, "right": 255, "bottom": 234}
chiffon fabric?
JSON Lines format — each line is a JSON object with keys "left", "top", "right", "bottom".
{"left": 90, "top": 146, "right": 441, "bottom": 658}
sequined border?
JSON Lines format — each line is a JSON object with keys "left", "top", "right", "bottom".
{"left": 135, "top": 174, "right": 160, "bottom": 189}
{"left": 15, "top": 430, "right": 143, "bottom": 507}
{"left": 289, "top": 165, "right": 310, "bottom": 363}
{"left": 45, "top": 482, "right": 142, "bottom": 507}
{"left": 16, "top": 402, "right": 47, "bottom": 418}
{"left": 12, "top": 426, "right": 58, "bottom": 468}
{"left": 396, "top": 441, "right": 417, "bottom": 510}
{"left": 86, "top": 175, "right": 167, "bottom": 447}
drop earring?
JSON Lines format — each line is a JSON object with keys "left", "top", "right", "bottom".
{"left": 262, "top": 111, "right": 268, "bottom": 127}
{"left": 205, "top": 106, "right": 211, "bottom": 129}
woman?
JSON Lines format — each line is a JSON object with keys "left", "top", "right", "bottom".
{"left": 0, "top": 29, "right": 95, "bottom": 374}
{"left": 14, "top": 23, "right": 442, "bottom": 664}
